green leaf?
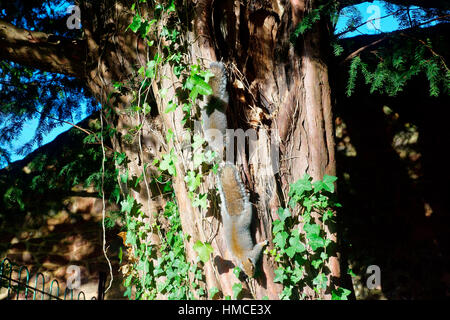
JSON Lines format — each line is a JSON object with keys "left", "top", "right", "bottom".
{"left": 272, "top": 219, "right": 285, "bottom": 234}
{"left": 323, "top": 209, "right": 334, "bottom": 223}
{"left": 118, "top": 247, "right": 123, "bottom": 263}
{"left": 280, "top": 285, "right": 293, "bottom": 300}
{"left": 285, "top": 246, "right": 296, "bottom": 258}
{"left": 193, "top": 240, "right": 213, "bottom": 263}
{"left": 308, "top": 233, "right": 325, "bottom": 251}
{"left": 123, "top": 286, "right": 132, "bottom": 299}
{"left": 121, "top": 195, "right": 134, "bottom": 214}
{"left": 159, "top": 150, "right": 177, "bottom": 176}
{"left": 233, "top": 266, "right": 241, "bottom": 278}
{"left": 128, "top": 14, "right": 142, "bottom": 33}
{"left": 274, "top": 267, "right": 288, "bottom": 283}
{"left": 193, "top": 152, "right": 205, "bottom": 169}
{"left": 291, "top": 267, "right": 303, "bottom": 284}
{"left": 332, "top": 288, "right": 352, "bottom": 300}
{"left": 277, "top": 207, "right": 291, "bottom": 222}
{"left": 273, "top": 231, "right": 288, "bottom": 249}
{"left": 232, "top": 283, "right": 243, "bottom": 299}
{"left": 347, "top": 268, "right": 357, "bottom": 277}
{"left": 289, "top": 173, "right": 312, "bottom": 199}
{"left": 322, "top": 175, "right": 337, "bottom": 193}
{"left": 166, "top": 128, "right": 174, "bottom": 142}
{"left": 313, "top": 273, "right": 328, "bottom": 290}
{"left": 184, "top": 171, "right": 202, "bottom": 192}
{"left": 288, "top": 234, "right": 306, "bottom": 254}
{"left": 304, "top": 223, "right": 320, "bottom": 237}
{"left": 192, "top": 193, "right": 208, "bottom": 210}
{"left": 165, "top": 100, "right": 177, "bottom": 113}
{"left": 312, "top": 259, "right": 322, "bottom": 269}
{"left": 192, "top": 134, "right": 205, "bottom": 150}
{"left": 146, "top": 60, "right": 157, "bottom": 79}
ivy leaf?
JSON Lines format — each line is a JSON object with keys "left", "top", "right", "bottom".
{"left": 347, "top": 268, "right": 357, "bottom": 278}
{"left": 291, "top": 267, "right": 303, "bottom": 284}
{"left": 277, "top": 207, "right": 291, "bottom": 222}
{"left": 146, "top": 59, "right": 157, "bottom": 79}
{"left": 280, "top": 286, "right": 293, "bottom": 300}
{"left": 274, "top": 267, "right": 288, "bottom": 283}
{"left": 159, "top": 150, "right": 177, "bottom": 176}
{"left": 193, "top": 240, "right": 213, "bottom": 263}
{"left": 285, "top": 246, "right": 296, "bottom": 259}
{"left": 313, "top": 273, "right": 328, "bottom": 290}
{"left": 192, "top": 193, "right": 208, "bottom": 210}
{"left": 184, "top": 171, "right": 202, "bottom": 192}
{"left": 232, "top": 283, "right": 243, "bottom": 299}
{"left": 187, "top": 75, "right": 212, "bottom": 100}
{"left": 165, "top": 100, "right": 177, "bottom": 113}
{"left": 288, "top": 173, "right": 312, "bottom": 202}
{"left": 323, "top": 209, "right": 334, "bottom": 223}
{"left": 233, "top": 266, "right": 242, "bottom": 279}
{"left": 304, "top": 223, "right": 320, "bottom": 237}
{"left": 332, "top": 288, "right": 352, "bottom": 300}
{"left": 312, "top": 259, "right": 322, "bottom": 269}
{"left": 166, "top": 128, "right": 174, "bottom": 143}
{"left": 273, "top": 231, "right": 288, "bottom": 249}
{"left": 308, "top": 234, "right": 325, "bottom": 251}
{"left": 121, "top": 194, "right": 134, "bottom": 214}
{"left": 272, "top": 219, "right": 285, "bottom": 235}
{"left": 192, "top": 134, "right": 205, "bottom": 150}
{"left": 322, "top": 175, "right": 337, "bottom": 193}
{"left": 125, "top": 228, "right": 136, "bottom": 246}
{"left": 313, "top": 175, "right": 337, "bottom": 193}
{"left": 209, "top": 287, "right": 220, "bottom": 299}
{"left": 288, "top": 233, "right": 306, "bottom": 254}
{"left": 128, "top": 14, "right": 142, "bottom": 33}
{"left": 193, "top": 152, "right": 204, "bottom": 169}
{"left": 123, "top": 286, "right": 132, "bottom": 299}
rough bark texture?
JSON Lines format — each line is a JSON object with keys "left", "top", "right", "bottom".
{"left": 1, "top": 0, "right": 341, "bottom": 299}
{"left": 0, "top": 20, "right": 86, "bottom": 77}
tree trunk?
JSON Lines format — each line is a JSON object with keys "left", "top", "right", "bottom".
{"left": 0, "top": 0, "right": 340, "bottom": 299}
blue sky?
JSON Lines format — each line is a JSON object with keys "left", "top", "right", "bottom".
{"left": 3, "top": 1, "right": 435, "bottom": 164}
{"left": 336, "top": 1, "right": 400, "bottom": 37}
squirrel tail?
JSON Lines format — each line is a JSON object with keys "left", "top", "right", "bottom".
{"left": 217, "top": 163, "right": 250, "bottom": 217}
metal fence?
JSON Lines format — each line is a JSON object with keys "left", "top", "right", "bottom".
{"left": 0, "top": 258, "right": 106, "bottom": 300}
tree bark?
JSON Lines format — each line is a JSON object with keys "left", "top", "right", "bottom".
{"left": 1, "top": 0, "right": 341, "bottom": 299}
{"left": 0, "top": 20, "right": 86, "bottom": 77}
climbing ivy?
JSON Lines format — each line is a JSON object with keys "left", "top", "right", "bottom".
{"left": 113, "top": 0, "right": 220, "bottom": 300}
{"left": 269, "top": 174, "right": 351, "bottom": 300}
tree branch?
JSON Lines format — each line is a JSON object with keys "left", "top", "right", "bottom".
{"left": 339, "top": 21, "right": 450, "bottom": 65}
{"left": 340, "top": 0, "right": 450, "bottom": 10}
{"left": 340, "top": 36, "right": 388, "bottom": 65}
{"left": 0, "top": 19, "right": 86, "bottom": 78}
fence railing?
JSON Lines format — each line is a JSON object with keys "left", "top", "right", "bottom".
{"left": 0, "top": 258, "right": 106, "bottom": 300}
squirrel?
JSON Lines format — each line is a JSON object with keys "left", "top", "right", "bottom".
{"left": 202, "top": 62, "right": 267, "bottom": 278}
{"left": 217, "top": 163, "right": 268, "bottom": 278}
{"left": 201, "top": 61, "right": 229, "bottom": 157}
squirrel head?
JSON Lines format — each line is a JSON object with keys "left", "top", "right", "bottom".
{"left": 241, "top": 258, "right": 256, "bottom": 278}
